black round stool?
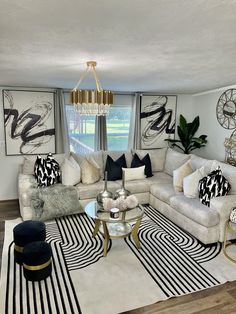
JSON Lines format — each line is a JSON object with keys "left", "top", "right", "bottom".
{"left": 23, "top": 241, "right": 52, "bottom": 281}
{"left": 13, "top": 220, "right": 46, "bottom": 264}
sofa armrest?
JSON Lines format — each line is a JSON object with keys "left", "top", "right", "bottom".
{"left": 210, "top": 195, "right": 236, "bottom": 241}
{"left": 18, "top": 173, "right": 37, "bottom": 220}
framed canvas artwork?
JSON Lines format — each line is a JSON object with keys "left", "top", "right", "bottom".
{"left": 140, "top": 94, "right": 177, "bottom": 149}
{"left": 3, "top": 89, "right": 56, "bottom": 155}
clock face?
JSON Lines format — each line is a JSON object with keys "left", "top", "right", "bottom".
{"left": 216, "top": 89, "right": 236, "bottom": 129}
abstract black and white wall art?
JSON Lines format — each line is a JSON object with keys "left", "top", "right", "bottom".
{"left": 140, "top": 95, "right": 177, "bottom": 149}
{"left": 3, "top": 90, "right": 55, "bottom": 155}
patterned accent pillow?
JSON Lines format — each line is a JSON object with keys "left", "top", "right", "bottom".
{"left": 34, "top": 153, "right": 60, "bottom": 187}
{"left": 198, "top": 167, "right": 231, "bottom": 206}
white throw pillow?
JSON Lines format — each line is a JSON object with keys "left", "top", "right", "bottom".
{"left": 183, "top": 166, "right": 207, "bottom": 198}
{"left": 61, "top": 156, "right": 81, "bottom": 186}
{"left": 80, "top": 157, "right": 100, "bottom": 184}
{"left": 122, "top": 166, "right": 146, "bottom": 181}
{"left": 173, "top": 160, "right": 193, "bottom": 192}
{"left": 164, "top": 148, "right": 190, "bottom": 176}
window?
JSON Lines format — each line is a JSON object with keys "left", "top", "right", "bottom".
{"left": 106, "top": 94, "right": 133, "bottom": 151}
{"left": 66, "top": 105, "right": 96, "bottom": 154}
{"left": 65, "top": 93, "right": 134, "bottom": 154}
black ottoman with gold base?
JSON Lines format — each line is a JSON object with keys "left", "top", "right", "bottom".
{"left": 23, "top": 241, "right": 52, "bottom": 281}
{"left": 13, "top": 220, "right": 46, "bottom": 264}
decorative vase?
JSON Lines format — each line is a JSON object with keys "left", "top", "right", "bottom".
{"left": 96, "top": 171, "right": 113, "bottom": 206}
{"left": 114, "top": 169, "right": 130, "bottom": 199}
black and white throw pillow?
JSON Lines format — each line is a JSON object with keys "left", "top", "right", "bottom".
{"left": 131, "top": 153, "right": 153, "bottom": 178}
{"left": 34, "top": 153, "right": 60, "bottom": 187}
{"left": 104, "top": 154, "right": 127, "bottom": 181}
{"left": 198, "top": 167, "right": 231, "bottom": 206}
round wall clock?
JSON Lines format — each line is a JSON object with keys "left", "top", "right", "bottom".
{"left": 216, "top": 89, "right": 236, "bottom": 129}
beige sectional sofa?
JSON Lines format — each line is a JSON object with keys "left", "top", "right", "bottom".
{"left": 18, "top": 148, "right": 236, "bottom": 245}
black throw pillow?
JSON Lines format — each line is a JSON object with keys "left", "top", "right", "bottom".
{"left": 131, "top": 153, "right": 153, "bottom": 178}
{"left": 105, "top": 154, "right": 127, "bottom": 181}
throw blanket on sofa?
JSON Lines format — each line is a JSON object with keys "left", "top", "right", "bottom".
{"left": 30, "top": 184, "right": 81, "bottom": 221}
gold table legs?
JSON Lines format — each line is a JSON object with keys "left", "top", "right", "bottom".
{"left": 92, "top": 218, "right": 142, "bottom": 257}
{"left": 92, "top": 219, "right": 100, "bottom": 237}
{"left": 223, "top": 221, "right": 236, "bottom": 264}
{"left": 131, "top": 218, "right": 142, "bottom": 249}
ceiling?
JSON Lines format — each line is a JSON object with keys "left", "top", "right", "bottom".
{"left": 1, "top": 0, "right": 236, "bottom": 93}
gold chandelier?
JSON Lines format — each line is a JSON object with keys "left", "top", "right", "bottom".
{"left": 70, "top": 61, "right": 113, "bottom": 116}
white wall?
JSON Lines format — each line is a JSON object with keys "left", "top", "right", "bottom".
{"left": 175, "top": 94, "right": 193, "bottom": 122}
{"left": 192, "top": 86, "right": 236, "bottom": 161}
{"left": 0, "top": 90, "right": 193, "bottom": 200}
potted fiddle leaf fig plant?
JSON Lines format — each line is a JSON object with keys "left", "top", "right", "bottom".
{"left": 165, "top": 114, "right": 207, "bottom": 154}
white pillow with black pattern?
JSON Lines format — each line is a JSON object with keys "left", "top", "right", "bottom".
{"left": 34, "top": 153, "right": 60, "bottom": 187}
{"left": 198, "top": 167, "right": 231, "bottom": 206}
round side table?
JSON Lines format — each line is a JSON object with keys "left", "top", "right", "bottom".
{"left": 223, "top": 220, "right": 236, "bottom": 263}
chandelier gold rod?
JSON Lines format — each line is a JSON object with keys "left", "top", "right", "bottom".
{"left": 73, "top": 62, "right": 103, "bottom": 92}
{"left": 73, "top": 66, "right": 90, "bottom": 91}
{"left": 91, "top": 65, "right": 102, "bottom": 92}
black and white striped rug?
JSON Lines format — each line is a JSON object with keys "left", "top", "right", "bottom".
{"left": 1, "top": 205, "right": 236, "bottom": 314}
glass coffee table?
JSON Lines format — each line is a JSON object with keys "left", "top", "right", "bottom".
{"left": 85, "top": 201, "right": 144, "bottom": 256}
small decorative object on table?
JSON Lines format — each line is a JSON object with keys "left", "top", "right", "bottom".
{"left": 114, "top": 169, "right": 130, "bottom": 199}
{"left": 96, "top": 171, "right": 113, "bottom": 205}
{"left": 110, "top": 208, "right": 120, "bottom": 219}
{"left": 103, "top": 195, "right": 139, "bottom": 212}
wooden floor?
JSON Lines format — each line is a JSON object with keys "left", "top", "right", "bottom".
{"left": 1, "top": 201, "right": 236, "bottom": 314}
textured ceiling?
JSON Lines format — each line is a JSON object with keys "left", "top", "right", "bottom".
{"left": 0, "top": 0, "right": 236, "bottom": 93}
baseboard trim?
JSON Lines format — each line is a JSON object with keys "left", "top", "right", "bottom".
{"left": 0, "top": 199, "right": 18, "bottom": 203}
{"left": 0, "top": 199, "right": 19, "bottom": 210}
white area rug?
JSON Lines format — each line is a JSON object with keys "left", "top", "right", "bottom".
{"left": 1, "top": 205, "right": 236, "bottom": 314}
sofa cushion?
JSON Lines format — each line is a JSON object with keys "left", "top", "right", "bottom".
{"left": 132, "top": 148, "right": 167, "bottom": 172}
{"left": 76, "top": 180, "right": 120, "bottom": 200}
{"left": 211, "top": 160, "right": 236, "bottom": 195}
{"left": 103, "top": 150, "right": 132, "bottom": 170}
{"left": 183, "top": 166, "right": 206, "bottom": 198}
{"left": 170, "top": 195, "right": 219, "bottom": 228}
{"left": 80, "top": 157, "right": 100, "bottom": 185}
{"left": 199, "top": 167, "right": 231, "bottom": 206}
{"left": 150, "top": 183, "right": 177, "bottom": 205}
{"left": 22, "top": 153, "right": 66, "bottom": 175}
{"left": 71, "top": 151, "right": 103, "bottom": 177}
{"left": 61, "top": 156, "right": 81, "bottom": 186}
{"left": 146, "top": 172, "right": 172, "bottom": 184}
{"left": 173, "top": 160, "right": 193, "bottom": 192}
{"left": 131, "top": 153, "right": 153, "bottom": 177}
{"left": 164, "top": 148, "right": 190, "bottom": 176}
{"left": 122, "top": 166, "right": 146, "bottom": 181}
{"left": 105, "top": 154, "right": 127, "bottom": 181}
{"left": 116, "top": 178, "right": 150, "bottom": 194}
{"left": 190, "top": 154, "right": 214, "bottom": 173}
{"left": 34, "top": 154, "right": 60, "bottom": 187}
